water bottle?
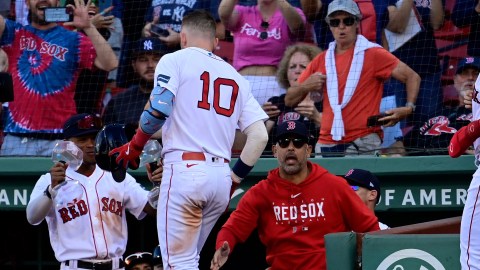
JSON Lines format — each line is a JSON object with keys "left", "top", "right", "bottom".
{"left": 51, "top": 141, "right": 84, "bottom": 207}
{"left": 139, "top": 140, "right": 162, "bottom": 208}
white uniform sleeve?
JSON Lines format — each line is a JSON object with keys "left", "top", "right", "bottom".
{"left": 154, "top": 53, "right": 180, "bottom": 96}
{"left": 237, "top": 90, "right": 268, "bottom": 132}
{"left": 26, "top": 174, "right": 54, "bottom": 225}
{"left": 123, "top": 173, "right": 149, "bottom": 220}
{"left": 239, "top": 120, "right": 269, "bottom": 166}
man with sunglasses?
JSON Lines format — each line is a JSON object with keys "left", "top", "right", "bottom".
{"left": 125, "top": 251, "right": 154, "bottom": 270}
{"left": 343, "top": 168, "right": 389, "bottom": 230}
{"left": 285, "top": 0, "right": 420, "bottom": 157}
{"left": 0, "top": 0, "right": 118, "bottom": 157}
{"left": 26, "top": 113, "right": 160, "bottom": 269}
{"left": 211, "top": 120, "right": 379, "bottom": 270}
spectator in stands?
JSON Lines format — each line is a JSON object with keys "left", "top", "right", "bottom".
{"left": 141, "top": 1, "right": 221, "bottom": 49}
{"left": 0, "top": 48, "right": 7, "bottom": 72}
{"left": 66, "top": 0, "right": 117, "bottom": 115}
{"left": 125, "top": 252, "right": 154, "bottom": 270}
{"left": 218, "top": 0, "right": 307, "bottom": 105}
{"left": 343, "top": 168, "right": 390, "bottom": 230}
{"left": 285, "top": 0, "right": 420, "bottom": 157}
{"left": 0, "top": 0, "right": 117, "bottom": 156}
{"left": 103, "top": 37, "right": 173, "bottom": 127}
{"left": 384, "top": 0, "right": 444, "bottom": 127}
{"left": 0, "top": 1, "right": 9, "bottom": 18}
{"left": 262, "top": 44, "right": 322, "bottom": 154}
{"left": 403, "top": 57, "right": 477, "bottom": 155}
{"left": 452, "top": 0, "right": 480, "bottom": 57}
{"left": 210, "top": 120, "right": 379, "bottom": 270}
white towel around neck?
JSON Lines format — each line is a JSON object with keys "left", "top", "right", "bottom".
{"left": 325, "top": 34, "right": 381, "bottom": 141}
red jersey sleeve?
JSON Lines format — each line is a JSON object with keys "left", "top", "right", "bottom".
{"left": 298, "top": 53, "right": 324, "bottom": 84}
{"left": 370, "top": 47, "right": 400, "bottom": 80}
{"left": 78, "top": 32, "right": 96, "bottom": 70}
{"left": 216, "top": 186, "right": 263, "bottom": 251}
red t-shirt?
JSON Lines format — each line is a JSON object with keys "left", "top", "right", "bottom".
{"left": 216, "top": 162, "right": 379, "bottom": 270}
{"left": 298, "top": 46, "right": 399, "bottom": 144}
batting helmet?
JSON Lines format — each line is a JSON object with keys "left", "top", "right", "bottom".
{"left": 94, "top": 124, "right": 138, "bottom": 182}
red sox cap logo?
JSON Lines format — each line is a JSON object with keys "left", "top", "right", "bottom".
{"left": 466, "top": 57, "right": 475, "bottom": 64}
{"left": 287, "top": 121, "right": 296, "bottom": 130}
{"left": 345, "top": 169, "right": 354, "bottom": 177}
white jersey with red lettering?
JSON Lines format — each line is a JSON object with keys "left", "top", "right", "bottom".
{"left": 460, "top": 76, "right": 480, "bottom": 270}
{"left": 153, "top": 47, "right": 267, "bottom": 269}
{"left": 28, "top": 165, "right": 148, "bottom": 264}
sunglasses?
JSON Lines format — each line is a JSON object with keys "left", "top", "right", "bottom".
{"left": 328, "top": 17, "right": 357, "bottom": 27}
{"left": 351, "top": 185, "right": 360, "bottom": 191}
{"left": 277, "top": 137, "right": 307, "bottom": 148}
{"left": 125, "top": 252, "right": 153, "bottom": 266}
{"left": 260, "top": 21, "right": 269, "bottom": 40}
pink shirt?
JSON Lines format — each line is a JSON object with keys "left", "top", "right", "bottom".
{"left": 228, "top": 5, "right": 306, "bottom": 71}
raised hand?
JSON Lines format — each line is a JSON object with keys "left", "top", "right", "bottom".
{"left": 109, "top": 142, "right": 142, "bottom": 169}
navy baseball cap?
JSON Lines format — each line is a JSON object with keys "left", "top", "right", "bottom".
{"left": 456, "top": 57, "right": 480, "bottom": 74}
{"left": 343, "top": 168, "right": 380, "bottom": 195}
{"left": 131, "top": 37, "right": 172, "bottom": 58}
{"left": 63, "top": 114, "right": 102, "bottom": 139}
{"left": 275, "top": 120, "right": 309, "bottom": 142}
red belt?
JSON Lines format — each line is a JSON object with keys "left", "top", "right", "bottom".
{"left": 182, "top": 152, "right": 229, "bottom": 163}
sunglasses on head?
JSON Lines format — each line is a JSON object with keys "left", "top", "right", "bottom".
{"left": 66, "top": 115, "right": 103, "bottom": 130}
{"left": 125, "top": 252, "right": 153, "bottom": 266}
{"left": 260, "top": 21, "right": 269, "bottom": 40}
{"left": 277, "top": 137, "right": 307, "bottom": 148}
{"left": 328, "top": 17, "right": 357, "bottom": 27}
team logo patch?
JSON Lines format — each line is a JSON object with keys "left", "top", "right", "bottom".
{"left": 157, "top": 74, "right": 170, "bottom": 84}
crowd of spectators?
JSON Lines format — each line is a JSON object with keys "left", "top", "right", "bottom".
{"left": 0, "top": 0, "right": 477, "bottom": 158}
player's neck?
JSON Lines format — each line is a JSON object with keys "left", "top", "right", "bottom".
{"left": 279, "top": 166, "right": 310, "bottom": 185}
{"left": 76, "top": 163, "right": 96, "bottom": 177}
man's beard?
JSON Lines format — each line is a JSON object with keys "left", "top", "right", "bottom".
{"left": 139, "top": 77, "right": 154, "bottom": 92}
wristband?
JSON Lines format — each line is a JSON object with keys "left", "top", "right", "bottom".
{"left": 44, "top": 185, "right": 52, "bottom": 199}
{"left": 232, "top": 158, "right": 253, "bottom": 180}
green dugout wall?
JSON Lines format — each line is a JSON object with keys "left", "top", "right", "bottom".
{"left": 0, "top": 155, "right": 475, "bottom": 269}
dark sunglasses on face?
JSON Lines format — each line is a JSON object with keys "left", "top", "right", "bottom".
{"left": 328, "top": 17, "right": 357, "bottom": 27}
{"left": 277, "top": 137, "right": 308, "bottom": 148}
{"left": 260, "top": 21, "right": 269, "bottom": 40}
{"left": 125, "top": 252, "right": 153, "bottom": 266}
{"left": 351, "top": 185, "right": 360, "bottom": 191}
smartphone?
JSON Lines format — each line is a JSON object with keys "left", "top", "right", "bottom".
{"left": 367, "top": 113, "right": 393, "bottom": 127}
{"left": 0, "top": 72, "right": 14, "bottom": 102}
{"left": 151, "top": 24, "right": 170, "bottom": 37}
{"left": 44, "top": 7, "right": 73, "bottom": 23}
{"left": 98, "top": 0, "right": 112, "bottom": 15}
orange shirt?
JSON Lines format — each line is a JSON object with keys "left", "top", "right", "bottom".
{"left": 298, "top": 46, "right": 400, "bottom": 144}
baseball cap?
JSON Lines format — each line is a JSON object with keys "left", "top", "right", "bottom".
{"left": 343, "top": 168, "right": 380, "bottom": 194}
{"left": 456, "top": 57, "right": 480, "bottom": 75}
{"left": 63, "top": 114, "right": 102, "bottom": 139}
{"left": 275, "top": 120, "right": 309, "bottom": 142}
{"left": 327, "top": 0, "right": 362, "bottom": 19}
{"left": 131, "top": 37, "right": 172, "bottom": 58}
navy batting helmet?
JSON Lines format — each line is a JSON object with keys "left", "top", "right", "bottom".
{"left": 94, "top": 124, "right": 138, "bottom": 182}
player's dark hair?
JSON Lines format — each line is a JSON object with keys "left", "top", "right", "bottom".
{"left": 182, "top": 10, "right": 216, "bottom": 38}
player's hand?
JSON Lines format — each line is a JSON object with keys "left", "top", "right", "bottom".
{"left": 464, "top": 89, "right": 474, "bottom": 109}
{"left": 158, "top": 28, "right": 180, "bottom": 47}
{"left": 210, "top": 241, "right": 230, "bottom": 270}
{"left": 262, "top": 102, "right": 280, "bottom": 119}
{"left": 50, "top": 162, "right": 68, "bottom": 189}
{"left": 108, "top": 142, "right": 142, "bottom": 169}
{"left": 147, "top": 159, "right": 163, "bottom": 184}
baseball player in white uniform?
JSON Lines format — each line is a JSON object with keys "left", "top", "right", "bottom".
{"left": 26, "top": 113, "right": 159, "bottom": 269}
{"left": 110, "top": 10, "right": 269, "bottom": 270}
{"left": 450, "top": 76, "right": 480, "bottom": 270}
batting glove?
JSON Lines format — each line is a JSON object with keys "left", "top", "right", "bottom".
{"left": 109, "top": 142, "right": 143, "bottom": 169}
{"left": 449, "top": 120, "right": 480, "bottom": 158}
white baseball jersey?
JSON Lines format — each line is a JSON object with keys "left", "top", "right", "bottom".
{"left": 28, "top": 165, "right": 148, "bottom": 262}
{"left": 460, "top": 76, "right": 480, "bottom": 270}
{"left": 154, "top": 47, "right": 268, "bottom": 160}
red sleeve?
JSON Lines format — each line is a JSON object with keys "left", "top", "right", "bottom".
{"left": 370, "top": 48, "right": 400, "bottom": 80}
{"left": 215, "top": 186, "right": 262, "bottom": 252}
{"left": 336, "top": 178, "right": 380, "bottom": 232}
{"left": 78, "top": 32, "right": 96, "bottom": 70}
{"left": 298, "top": 54, "right": 323, "bottom": 84}
{"left": 449, "top": 120, "right": 480, "bottom": 157}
